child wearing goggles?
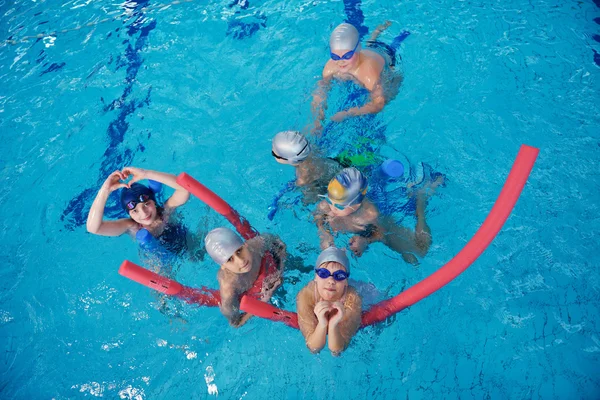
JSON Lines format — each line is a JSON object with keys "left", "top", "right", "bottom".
{"left": 296, "top": 247, "right": 362, "bottom": 355}
{"left": 310, "top": 21, "right": 403, "bottom": 132}
{"left": 86, "top": 167, "right": 191, "bottom": 253}
{"left": 314, "top": 167, "right": 440, "bottom": 265}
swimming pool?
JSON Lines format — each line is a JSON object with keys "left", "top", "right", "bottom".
{"left": 1, "top": 0, "right": 599, "bottom": 398}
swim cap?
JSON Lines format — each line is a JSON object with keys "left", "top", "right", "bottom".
{"left": 120, "top": 183, "right": 156, "bottom": 212}
{"left": 327, "top": 167, "right": 368, "bottom": 206}
{"left": 272, "top": 131, "right": 311, "bottom": 165}
{"left": 204, "top": 227, "right": 244, "bottom": 266}
{"left": 316, "top": 246, "right": 350, "bottom": 272}
{"left": 329, "top": 23, "right": 360, "bottom": 52}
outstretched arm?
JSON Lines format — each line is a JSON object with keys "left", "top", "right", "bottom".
{"left": 122, "top": 167, "right": 190, "bottom": 210}
{"left": 86, "top": 170, "right": 135, "bottom": 236}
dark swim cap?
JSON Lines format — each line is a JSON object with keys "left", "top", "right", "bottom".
{"left": 120, "top": 183, "right": 156, "bottom": 212}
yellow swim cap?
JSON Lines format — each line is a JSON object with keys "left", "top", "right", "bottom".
{"left": 327, "top": 167, "right": 368, "bottom": 206}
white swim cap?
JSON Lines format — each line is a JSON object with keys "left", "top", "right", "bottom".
{"left": 272, "top": 131, "right": 311, "bottom": 165}
{"left": 327, "top": 167, "right": 368, "bottom": 206}
{"left": 204, "top": 227, "right": 244, "bottom": 266}
{"left": 329, "top": 23, "right": 360, "bottom": 52}
{"left": 316, "top": 246, "right": 350, "bottom": 272}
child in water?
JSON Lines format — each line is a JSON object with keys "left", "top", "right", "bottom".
{"left": 312, "top": 22, "right": 404, "bottom": 129}
{"left": 296, "top": 247, "right": 362, "bottom": 355}
{"left": 87, "top": 167, "right": 192, "bottom": 255}
{"left": 271, "top": 130, "right": 341, "bottom": 204}
{"left": 314, "top": 167, "right": 440, "bottom": 265}
{"left": 205, "top": 227, "right": 287, "bottom": 327}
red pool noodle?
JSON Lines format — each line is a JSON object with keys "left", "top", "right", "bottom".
{"left": 119, "top": 145, "right": 537, "bottom": 329}
{"left": 119, "top": 260, "right": 220, "bottom": 307}
{"left": 118, "top": 260, "right": 299, "bottom": 327}
{"left": 176, "top": 172, "right": 258, "bottom": 240}
{"left": 361, "top": 144, "right": 539, "bottom": 326}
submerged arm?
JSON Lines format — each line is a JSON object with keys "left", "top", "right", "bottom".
{"left": 345, "top": 80, "right": 386, "bottom": 117}
{"left": 314, "top": 202, "right": 335, "bottom": 249}
{"left": 218, "top": 274, "right": 251, "bottom": 328}
{"left": 260, "top": 234, "right": 288, "bottom": 272}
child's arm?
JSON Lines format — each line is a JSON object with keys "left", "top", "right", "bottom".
{"left": 349, "top": 202, "right": 384, "bottom": 255}
{"left": 218, "top": 273, "right": 251, "bottom": 328}
{"left": 122, "top": 167, "right": 190, "bottom": 210}
{"left": 331, "top": 69, "right": 385, "bottom": 122}
{"left": 297, "top": 285, "right": 328, "bottom": 354}
{"left": 328, "top": 289, "right": 362, "bottom": 355}
{"left": 347, "top": 78, "right": 385, "bottom": 116}
{"left": 86, "top": 170, "right": 136, "bottom": 236}
{"left": 310, "top": 69, "right": 333, "bottom": 133}
{"left": 314, "top": 202, "right": 335, "bottom": 249}
{"left": 260, "top": 234, "right": 287, "bottom": 272}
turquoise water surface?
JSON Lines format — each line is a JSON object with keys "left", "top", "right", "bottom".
{"left": 1, "top": 0, "right": 599, "bottom": 398}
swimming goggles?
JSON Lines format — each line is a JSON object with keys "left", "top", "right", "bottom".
{"left": 315, "top": 268, "right": 349, "bottom": 281}
{"left": 321, "top": 187, "right": 366, "bottom": 211}
{"left": 271, "top": 142, "right": 309, "bottom": 161}
{"left": 330, "top": 41, "right": 359, "bottom": 61}
{"left": 126, "top": 193, "right": 151, "bottom": 211}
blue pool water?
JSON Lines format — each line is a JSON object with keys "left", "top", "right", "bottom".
{"left": 1, "top": 0, "right": 599, "bottom": 398}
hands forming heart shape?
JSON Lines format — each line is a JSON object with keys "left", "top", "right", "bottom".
{"left": 103, "top": 167, "right": 147, "bottom": 193}
{"left": 324, "top": 308, "right": 339, "bottom": 321}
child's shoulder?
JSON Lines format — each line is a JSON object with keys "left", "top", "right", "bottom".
{"left": 360, "top": 200, "right": 380, "bottom": 217}
{"left": 323, "top": 60, "right": 337, "bottom": 77}
{"left": 297, "top": 281, "right": 315, "bottom": 304}
{"left": 344, "top": 286, "right": 363, "bottom": 312}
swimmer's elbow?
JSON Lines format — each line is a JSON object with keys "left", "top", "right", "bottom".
{"left": 373, "top": 98, "right": 385, "bottom": 113}
{"left": 86, "top": 222, "right": 99, "bottom": 234}
{"left": 307, "top": 344, "right": 323, "bottom": 354}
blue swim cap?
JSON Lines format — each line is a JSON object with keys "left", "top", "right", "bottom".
{"left": 120, "top": 183, "right": 156, "bottom": 212}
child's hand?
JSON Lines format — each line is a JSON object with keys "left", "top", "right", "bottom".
{"left": 102, "top": 170, "right": 128, "bottom": 192}
{"left": 328, "top": 301, "right": 344, "bottom": 327}
{"left": 349, "top": 235, "right": 368, "bottom": 257}
{"left": 314, "top": 301, "right": 332, "bottom": 327}
{"left": 260, "top": 273, "right": 282, "bottom": 302}
{"left": 121, "top": 166, "right": 147, "bottom": 186}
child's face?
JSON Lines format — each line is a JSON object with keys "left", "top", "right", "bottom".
{"left": 129, "top": 200, "right": 158, "bottom": 226}
{"left": 315, "top": 262, "right": 348, "bottom": 302}
{"left": 221, "top": 244, "right": 253, "bottom": 274}
{"left": 331, "top": 49, "right": 359, "bottom": 72}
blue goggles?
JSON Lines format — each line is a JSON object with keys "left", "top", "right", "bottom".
{"left": 126, "top": 193, "right": 151, "bottom": 211}
{"left": 330, "top": 41, "right": 359, "bottom": 61}
{"left": 315, "top": 268, "right": 349, "bottom": 281}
